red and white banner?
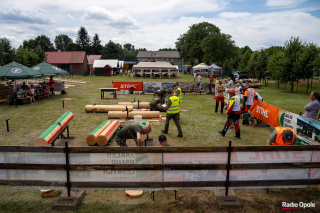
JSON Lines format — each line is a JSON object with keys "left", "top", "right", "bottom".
{"left": 112, "top": 82, "right": 143, "bottom": 91}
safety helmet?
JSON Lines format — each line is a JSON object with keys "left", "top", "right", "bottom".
{"left": 228, "top": 88, "right": 236, "bottom": 96}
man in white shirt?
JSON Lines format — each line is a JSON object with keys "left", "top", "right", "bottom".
{"left": 226, "top": 77, "right": 233, "bottom": 89}
{"left": 193, "top": 72, "right": 197, "bottom": 82}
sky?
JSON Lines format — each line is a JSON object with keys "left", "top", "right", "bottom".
{"left": 0, "top": 0, "right": 320, "bottom": 51}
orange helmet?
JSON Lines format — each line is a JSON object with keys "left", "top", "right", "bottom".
{"left": 228, "top": 88, "right": 235, "bottom": 96}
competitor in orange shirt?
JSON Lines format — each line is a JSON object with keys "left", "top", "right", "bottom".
{"left": 267, "top": 127, "right": 297, "bottom": 146}
{"left": 219, "top": 89, "right": 241, "bottom": 138}
{"left": 49, "top": 76, "right": 55, "bottom": 95}
{"left": 243, "top": 83, "right": 257, "bottom": 125}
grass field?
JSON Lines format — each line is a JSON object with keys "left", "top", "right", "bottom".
{"left": 0, "top": 74, "right": 319, "bottom": 212}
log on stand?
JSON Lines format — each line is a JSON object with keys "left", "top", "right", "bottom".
{"left": 108, "top": 111, "right": 160, "bottom": 119}
{"left": 85, "top": 105, "right": 133, "bottom": 113}
{"left": 96, "top": 120, "right": 120, "bottom": 146}
{"left": 118, "top": 102, "right": 150, "bottom": 109}
{"left": 86, "top": 120, "right": 112, "bottom": 145}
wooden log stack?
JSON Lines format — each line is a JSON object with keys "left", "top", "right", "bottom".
{"left": 118, "top": 102, "right": 150, "bottom": 109}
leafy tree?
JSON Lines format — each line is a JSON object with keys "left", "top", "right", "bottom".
{"left": 65, "top": 42, "right": 80, "bottom": 51}
{"left": 102, "top": 40, "right": 123, "bottom": 59}
{"left": 283, "top": 37, "right": 305, "bottom": 92}
{"left": 297, "top": 43, "right": 320, "bottom": 93}
{"left": 158, "top": 48, "right": 177, "bottom": 51}
{"left": 0, "top": 38, "right": 15, "bottom": 66}
{"left": 23, "top": 35, "right": 54, "bottom": 51}
{"left": 91, "top": 33, "right": 102, "bottom": 55}
{"left": 255, "top": 50, "right": 269, "bottom": 85}
{"left": 247, "top": 51, "right": 260, "bottom": 78}
{"left": 15, "top": 45, "right": 46, "bottom": 67}
{"left": 55, "top": 34, "right": 73, "bottom": 52}
{"left": 176, "top": 22, "right": 220, "bottom": 63}
{"left": 201, "top": 32, "right": 236, "bottom": 66}
{"left": 239, "top": 49, "right": 252, "bottom": 71}
{"left": 222, "top": 60, "right": 233, "bottom": 73}
{"left": 123, "top": 43, "right": 135, "bottom": 52}
{"left": 267, "top": 49, "right": 285, "bottom": 88}
{"left": 76, "top": 27, "right": 91, "bottom": 53}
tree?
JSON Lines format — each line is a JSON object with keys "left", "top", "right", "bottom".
{"left": 267, "top": 49, "right": 285, "bottom": 88}
{"left": 158, "top": 48, "right": 176, "bottom": 51}
{"left": 76, "top": 27, "right": 91, "bottom": 53}
{"left": 0, "top": 38, "right": 15, "bottom": 66}
{"left": 15, "top": 45, "right": 46, "bottom": 67}
{"left": 91, "top": 33, "right": 102, "bottom": 55}
{"left": 55, "top": 34, "right": 73, "bottom": 52}
{"left": 239, "top": 49, "right": 252, "bottom": 71}
{"left": 282, "top": 37, "right": 305, "bottom": 92}
{"left": 201, "top": 32, "right": 236, "bottom": 66}
{"left": 247, "top": 51, "right": 260, "bottom": 78}
{"left": 124, "top": 43, "right": 135, "bottom": 52}
{"left": 22, "top": 35, "right": 55, "bottom": 52}
{"left": 102, "top": 40, "right": 123, "bottom": 59}
{"left": 255, "top": 50, "right": 269, "bottom": 85}
{"left": 297, "top": 43, "right": 320, "bottom": 93}
{"left": 65, "top": 42, "right": 80, "bottom": 51}
{"left": 176, "top": 22, "right": 220, "bottom": 63}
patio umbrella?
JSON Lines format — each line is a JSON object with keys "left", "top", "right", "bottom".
{"left": 32, "top": 62, "right": 69, "bottom": 76}
{"left": 0, "top": 61, "right": 43, "bottom": 79}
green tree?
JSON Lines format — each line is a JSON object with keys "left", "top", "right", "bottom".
{"left": 65, "top": 42, "right": 80, "bottom": 51}
{"left": 267, "top": 49, "right": 285, "bottom": 88}
{"left": 0, "top": 38, "right": 15, "bottom": 66}
{"left": 247, "top": 51, "right": 260, "bottom": 78}
{"left": 297, "top": 43, "right": 320, "bottom": 93}
{"left": 255, "top": 50, "right": 269, "bottom": 85}
{"left": 124, "top": 43, "right": 135, "bottom": 51}
{"left": 23, "top": 35, "right": 54, "bottom": 51}
{"left": 201, "top": 32, "right": 236, "bottom": 66}
{"left": 158, "top": 48, "right": 177, "bottom": 51}
{"left": 283, "top": 37, "right": 305, "bottom": 92}
{"left": 54, "top": 34, "right": 73, "bottom": 52}
{"left": 91, "top": 33, "right": 102, "bottom": 55}
{"left": 175, "top": 22, "right": 220, "bottom": 63}
{"left": 15, "top": 45, "right": 46, "bottom": 67}
{"left": 76, "top": 27, "right": 91, "bottom": 53}
{"left": 239, "top": 49, "right": 252, "bottom": 71}
{"left": 102, "top": 40, "right": 123, "bottom": 59}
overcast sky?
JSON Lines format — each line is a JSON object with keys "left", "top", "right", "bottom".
{"left": 1, "top": 0, "right": 320, "bottom": 51}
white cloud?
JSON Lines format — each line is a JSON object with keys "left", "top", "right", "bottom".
{"left": 266, "top": 0, "right": 306, "bottom": 7}
{"left": 67, "top": 14, "right": 75, "bottom": 20}
{"left": 0, "top": 7, "right": 53, "bottom": 24}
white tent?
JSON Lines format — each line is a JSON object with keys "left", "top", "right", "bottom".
{"left": 208, "top": 63, "right": 223, "bottom": 76}
{"left": 193, "top": 63, "right": 209, "bottom": 70}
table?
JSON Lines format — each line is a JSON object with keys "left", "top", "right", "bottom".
{"left": 99, "top": 88, "right": 118, "bottom": 99}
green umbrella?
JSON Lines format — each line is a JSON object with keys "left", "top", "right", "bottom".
{"left": 0, "top": 61, "right": 43, "bottom": 79}
{"left": 32, "top": 62, "right": 69, "bottom": 76}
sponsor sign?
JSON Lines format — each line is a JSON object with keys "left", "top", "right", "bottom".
{"left": 112, "top": 82, "right": 143, "bottom": 91}
{"left": 250, "top": 99, "right": 279, "bottom": 127}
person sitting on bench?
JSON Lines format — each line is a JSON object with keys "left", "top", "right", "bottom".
{"left": 25, "top": 86, "right": 36, "bottom": 104}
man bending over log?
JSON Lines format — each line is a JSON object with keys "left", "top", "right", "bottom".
{"left": 115, "top": 124, "right": 151, "bottom": 147}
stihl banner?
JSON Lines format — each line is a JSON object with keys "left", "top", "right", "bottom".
{"left": 112, "top": 82, "right": 143, "bottom": 91}
{"left": 250, "top": 99, "right": 279, "bottom": 127}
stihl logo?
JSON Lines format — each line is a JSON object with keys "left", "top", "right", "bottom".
{"left": 120, "top": 84, "right": 136, "bottom": 89}
{"left": 256, "top": 106, "right": 269, "bottom": 118}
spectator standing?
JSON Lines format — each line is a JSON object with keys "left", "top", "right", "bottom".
{"left": 303, "top": 92, "right": 320, "bottom": 120}
{"left": 194, "top": 72, "right": 197, "bottom": 82}
{"left": 215, "top": 79, "right": 225, "bottom": 114}
{"left": 49, "top": 76, "right": 55, "bottom": 95}
{"left": 226, "top": 77, "right": 234, "bottom": 89}
{"left": 120, "top": 69, "right": 123, "bottom": 77}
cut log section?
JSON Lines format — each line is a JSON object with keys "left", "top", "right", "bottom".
{"left": 85, "top": 105, "right": 133, "bottom": 113}
{"left": 86, "top": 120, "right": 112, "bottom": 145}
{"left": 118, "top": 102, "right": 150, "bottom": 109}
{"left": 108, "top": 111, "right": 160, "bottom": 119}
{"left": 96, "top": 120, "right": 120, "bottom": 146}
{"left": 35, "top": 111, "right": 74, "bottom": 146}
{"left": 125, "top": 190, "right": 144, "bottom": 198}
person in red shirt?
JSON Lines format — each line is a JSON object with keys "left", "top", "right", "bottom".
{"left": 219, "top": 88, "right": 241, "bottom": 138}
{"left": 49, "top": 76, "right": 55, "bottom": 95}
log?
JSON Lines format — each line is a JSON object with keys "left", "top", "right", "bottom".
{"left": 108, "top": 111, "right": 160, "bottom": 119}
{"left": 96, "top": 120, "right": 120, "bottom": 146}
{"left": 118, "top": 102, "right": 150, "bottom": 109}
{"left": 85, "top": 105, "right": 133, "bottom": 113}
{"left": 86, "top": 120, "right": 112, "bottom": 145}
{"left": 35, "top": 111, "right": 74, "bottom": 146}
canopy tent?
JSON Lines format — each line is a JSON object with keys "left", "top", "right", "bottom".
{"left": 208, "top": 63, "right": 223, "bottom": 77}
{"left": 0, "top": 61, "right": 43, "bottom": 79}
{"left": 132, "top": 62, "right": 178, "bottom": 78}
{"left": 32, "top": 62, "right": 69, "bottom": 76}
{"left": 193, "top": 63, "right": 209, "bottom": 70}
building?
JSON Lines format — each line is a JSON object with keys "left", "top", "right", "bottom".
{"left": 87, "top": 55, "right": 102, "bottom": 75}
{"left": 93, "top": 59, "right": 124, "bottom": 76}
{"left": 136, "top": 51, "right": 183, "bottom": 70}
{"left": 45, "top": 51, "right": 88, "bottom": 75}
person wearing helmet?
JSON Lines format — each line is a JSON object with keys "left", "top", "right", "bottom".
{"left": 243, "top": 83, "right": 258, "bottom": 125}
{"left": 219, "top": 88, "right": 241, "bottom": 138}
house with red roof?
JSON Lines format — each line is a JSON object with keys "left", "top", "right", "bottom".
{"left": 87, "top": 55, "right": 102, "bottom": 75}
{"left": 45, "top": 51, "right": 88, "bottom": 75}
